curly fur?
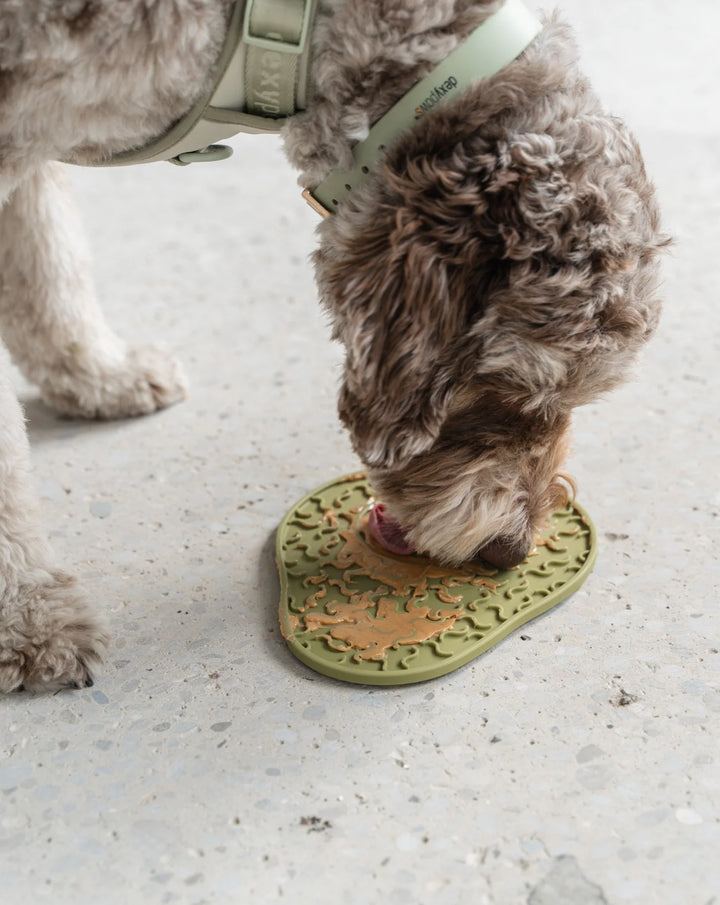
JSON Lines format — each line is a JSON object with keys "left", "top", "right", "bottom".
{"left": 0, "top": 0, "right": 665, "bottom": 691}
{"left": 287, "top": 7, "right": 666, "bottom": 566}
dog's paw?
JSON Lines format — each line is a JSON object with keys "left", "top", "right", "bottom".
{"left": 40, "top": 344, "right": 187, "bottom": 419}
{"left": 0, "top": 572, "right": 110, "bottom": 693}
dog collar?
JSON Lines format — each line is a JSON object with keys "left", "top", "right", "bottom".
{"left": 302, "top": 0, "right": 541, "bottom": 217}
{"left": 91, "top": 0, "right": 317, "bottom": 166}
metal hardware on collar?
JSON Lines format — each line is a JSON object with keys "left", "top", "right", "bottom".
{"left": 243, "top": 0, "right": 313, "bottom": 55}
{"left": 171, "top": 144, "right": 235, "bottom": 166}
{"left": 301, "top": 188, "right": 331, "bottom": 218}
{"left": 303, "top": 0, "right": 542, "bottom": 217}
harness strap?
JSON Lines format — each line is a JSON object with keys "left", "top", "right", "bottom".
{"left": 244, "top": 0, "right": 313, "bottom": 117}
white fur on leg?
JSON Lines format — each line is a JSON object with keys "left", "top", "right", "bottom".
{"left": 0, "top": 366, "right": 109, "bottom": 692}
{"left": 0, "top": 163, "right": 187, "bottom": 420}
{"left": 0, "top": 570, "right": 109, "bottom": 693}
{"left": 37, "top": 342, "right": 188, "bottom": 420}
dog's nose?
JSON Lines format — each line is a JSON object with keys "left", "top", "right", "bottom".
{"left": 477, "top": 536, "right": 531, "bottom": 570}
{"left": 368, "top": 503, "right": 416, "bottom": 555}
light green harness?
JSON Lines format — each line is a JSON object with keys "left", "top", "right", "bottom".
{"left": 93, "top": 0, "right": 541, "bottom": 215}
{"left": 98, "top": 0, "right": 316, "bottom": 166}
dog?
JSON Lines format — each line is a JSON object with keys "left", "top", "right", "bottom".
{"left": 0, "top": 0, "right": 666, "bottom": 692}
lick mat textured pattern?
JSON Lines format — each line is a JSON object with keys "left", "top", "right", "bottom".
{"left": 277, "top": 474, "right": 597, "bottom": 685}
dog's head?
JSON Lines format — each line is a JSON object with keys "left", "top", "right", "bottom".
{"left": 307, "top": 20, "right": 663, "bottom": 568}
{"left": 363, "top": 391, "right": 575, "bottom": 568}
{"left": 314, "top": 174, "right": 580, "bottom": 568}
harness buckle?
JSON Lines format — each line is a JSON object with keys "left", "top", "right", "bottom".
{"left": 171, "top": 144, "right": 235, "bottom": 166}
{"left": 243, "top": 0, "right": 313, "bottom": 56}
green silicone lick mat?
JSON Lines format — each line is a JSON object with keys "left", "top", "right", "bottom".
{"left": 276, "top": 474, "right": 597, "bottom": 685}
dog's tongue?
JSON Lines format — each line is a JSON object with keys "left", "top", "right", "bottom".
{"left": 368, "top": 504, "right": 417, "bottom": 555}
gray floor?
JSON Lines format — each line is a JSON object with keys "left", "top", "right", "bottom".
{"left": 1, "top": 2, "right": 719, "bottom": 903}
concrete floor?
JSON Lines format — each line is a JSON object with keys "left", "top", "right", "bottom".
{"left": 1, "top": 2, "right": 719, "bottom": 902}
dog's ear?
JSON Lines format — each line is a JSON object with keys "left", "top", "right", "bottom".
{"left": 315, "top": 205, "right": 466, "bottom": 470}
{"left": 337, "top": 362, "right": 452, "bottom": 470}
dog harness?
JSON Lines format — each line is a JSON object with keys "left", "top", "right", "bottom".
{"left": 97, "top": 0, "right": 316, "bottom": 166}
{"left": 93, "top": 0, "right": 541, "bottom": 216}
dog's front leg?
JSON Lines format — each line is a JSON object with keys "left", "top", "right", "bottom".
{"left": 0, "top": 162, "right": 187, "bottom": 419}
{"left": 0, "top": 363, "right": 109, "bottom": 692}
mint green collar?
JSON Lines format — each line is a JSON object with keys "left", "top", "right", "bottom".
{"left": 303, "top": 0, "right": 541, "bottom": 217}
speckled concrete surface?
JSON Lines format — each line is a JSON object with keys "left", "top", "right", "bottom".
{"left": 1, "top": 2, "right": 719, "bottom": 903}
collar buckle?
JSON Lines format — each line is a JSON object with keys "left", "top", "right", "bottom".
{"left": 301, "top": 188, "right": 331, "bottom": 218}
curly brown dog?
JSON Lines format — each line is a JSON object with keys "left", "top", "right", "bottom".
{"left": 0, "top": 0, "right": 665, "bottom": 691}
